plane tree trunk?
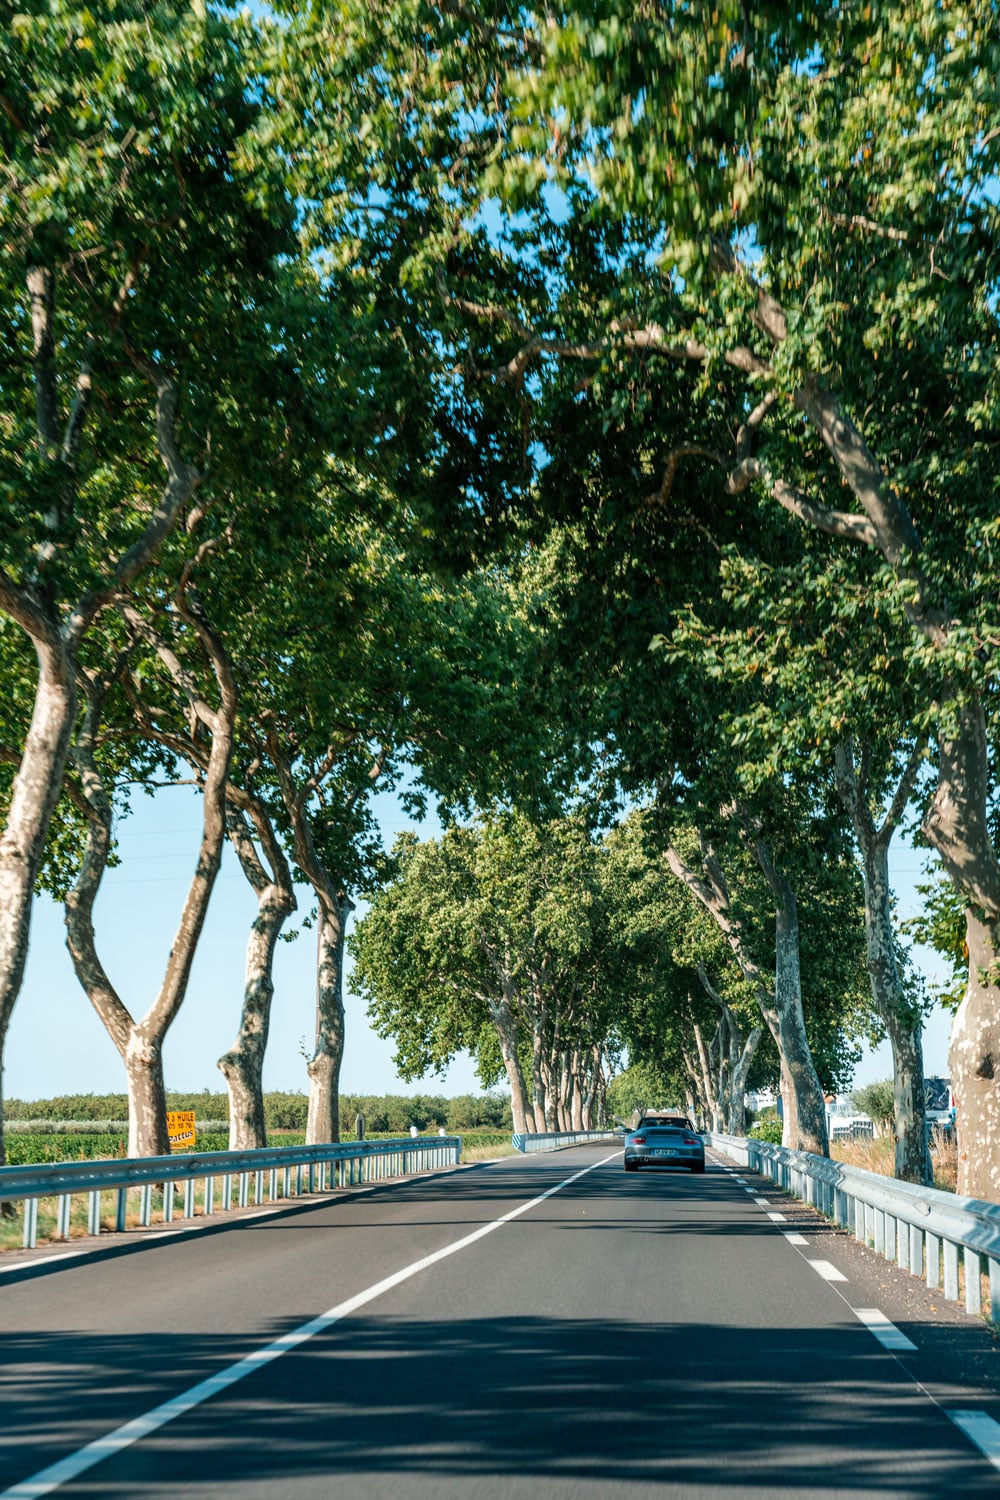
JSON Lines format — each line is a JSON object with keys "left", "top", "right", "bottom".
{"left": 217, "top": 799, "right": 296, "bottom": 1150}
{"left": 834, "top": 737, "right": 933, "bottom": 1185}
{"left": 665, "top": 830, "right": 829, "bottom": 1155}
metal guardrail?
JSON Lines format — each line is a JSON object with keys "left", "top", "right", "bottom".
{"left": 512, "top": 1129, "right": 620, "bottom": 1154}
{"left": 705, "top": 1131, "right": 1000, "bottom": 1323}
{"left": 0, "top": 1136, "right": 462, "bottom": 1250}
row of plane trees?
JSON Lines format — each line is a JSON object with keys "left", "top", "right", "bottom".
{"left": 2, "top": 1, "right": 998, "bottom": 1198}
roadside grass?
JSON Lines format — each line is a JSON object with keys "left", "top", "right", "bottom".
{"left": 830, "top": 1127, "right": 958, "bottom": 1193}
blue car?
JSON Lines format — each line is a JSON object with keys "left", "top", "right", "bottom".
{"left": 623, "top": 1114, "right": 706, "bottom": 1174}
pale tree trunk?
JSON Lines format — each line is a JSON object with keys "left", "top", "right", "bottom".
{"left": 834, "top": 738, "right": 932, "bottom": 1184}
{"left": 305, "top": 892, "right": 351, "bottom": 1144}
{"left": 922, "top": 706, "right": 1000, "bottom": 1200}
{"left": 950, "top": 911, "right": 1000, "bottom": 1202}
{"left": 581, "top": 1044, "right": 603, "bottom": 1129}
{"left": 570, "top": 1048, "right": 585, "bottom": 1130}
{"left": 728, "top": 1022, "right": 762, "bottom": 1136}
{"left": 530, "top": 1012, "right": 548, "bottom": 1133}
{"left": 683, "top": 1078, "right": 702, "bottom": 1130}
{"left": 489, "top": 991, "right": 532, "bottom": 1133}
{"left": 693, "top": 1024, "right": 722, "bottom": 1132}
{"left": 770, "top": 870, "right": 828, "bottom": 1155}
{"left": 665, "top": 835, "right": 828, "bottom": 1154}
{"left": 218, "top": 802, "right": 295, "bottom": 1150}
{"left": 682, "top": 1048, "right": 709, "bottom": 1129}
{"left": 270, "top": 740, "right": 392, "bottom": 1147}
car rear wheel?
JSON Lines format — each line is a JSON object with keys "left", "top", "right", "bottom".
{"left": 690, "top": 1161, "right": 705, "bottom": 1174}
{"left": 624, "top": 1161, "right": 638, "bottom": 1172}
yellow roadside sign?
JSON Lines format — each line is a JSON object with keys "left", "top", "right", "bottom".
{"left": 167, "top": 1111, "right": 196, "bottom": 1152}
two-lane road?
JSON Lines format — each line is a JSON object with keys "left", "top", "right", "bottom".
{"left": 2, "top": 1147, "right": 999, "bottom": 1498}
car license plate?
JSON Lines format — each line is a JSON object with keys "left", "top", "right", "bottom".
{"left": 652, "top": 1148, "right": 678, "bottom": 1157}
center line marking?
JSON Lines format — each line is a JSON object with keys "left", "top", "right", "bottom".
{"left": 0, "top": 1150, "right": 622, "bottom": 1500}
{"left": 948, "top": 1411, "right": 1000, "bottom": 1474}
{"left": 809, "top": 1259, "right": 848, "bottom": 1283}
{"left": 853, "top": 1308, "right": 918, "bottom": 1352}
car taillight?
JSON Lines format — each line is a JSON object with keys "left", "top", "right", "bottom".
{"left": 683, "top": 1136, "right": 698, "bottom": 1145}
{"left": 633, "top": 1135, "right": 645, "bottom": 1145}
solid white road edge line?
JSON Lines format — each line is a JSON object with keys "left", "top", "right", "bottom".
{"left": 947, "top": 1411, "right": 1000, "bottom": 1474}
{"left": 853, "top": 1308, "right": 918, "bottom": 1352}
{"left": 0, "top": 1149, "right": 623, "bottom": 1500}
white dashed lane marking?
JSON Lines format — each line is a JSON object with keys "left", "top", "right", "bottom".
{"left": 853, "top": 1308, "right": 918, "bottom": 1351}
{"left": 808, "top": 1259, "right": 848, "bottom": 1283}
{"left": 782, "top": 1231, "right": 808, "bottom": 1246}
{"left": 767, "top": 1211, "right": 787, "bottom": 1223}
{"left": 947, "top": 1411, "right": 1000, "bottom": 1474}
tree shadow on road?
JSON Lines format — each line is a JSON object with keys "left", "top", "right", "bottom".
{"left": 1, "top": 1308, "right": 996, "bottom": 1498}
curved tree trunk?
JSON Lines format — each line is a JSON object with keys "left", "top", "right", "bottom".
{"left": 218, "top": 804, "right": 295, "bottom": 1150}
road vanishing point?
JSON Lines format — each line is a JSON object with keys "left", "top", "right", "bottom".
{"left": 2, "top": 1144, "right": 1000, "bottom": 1499}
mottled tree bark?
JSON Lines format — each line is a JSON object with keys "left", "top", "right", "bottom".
{"left": 490, "top": 991, "right": 533, "bottom": 1133}
{"left": 218, "top": 803, "right": 295, "bottom": 1150}
{"left": 834, "top": 738, "right": 932, "bottom": 1184}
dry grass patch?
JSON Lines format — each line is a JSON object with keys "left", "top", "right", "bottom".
{"left": 831, "top": 1127, "right": 957, "bottom": 1193}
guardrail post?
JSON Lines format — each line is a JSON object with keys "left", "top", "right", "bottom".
{"left": 87, "top": 1190, "right": 101, "bottom": 1237}
{"left": 23, "top": 1197, "right": 38, "bottom": 1249}
{"left": 926, "top": 1232, "right": 940, "bottom": 1289}
{"left": 205, "top": 1176, "right": 215, "bottom": 1215}
{"left": 896, "top": 1218, "right": 909, "bottom": 1271}
{"left": 183, "top": 1178, "right": 195, "bottom": 1219}
{"left": 966, "top": 1249, "right": 982, "bottom": 1316}
{"left": 163, "top": 1185, "right": 174, "bottom": 1223}
{"left": 909, "top": 1224, "right": 923, "bottom": 1278}
{"left": 990, "top": 1258, "right": 1000, "bottom": 1324}
{"left": 115, "top": 1188, "right": 127, "bottom": 1233}
{"left": 57, "top": 1194, "right": 71, "bottom": 1240}
{"left": 944, "top": 1239, "right": 960, "bottom": 1300}
{"left": 140, "top": 1183, "right": 152, "bottom": 1226}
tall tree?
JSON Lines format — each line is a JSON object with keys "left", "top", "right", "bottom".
{"left": 0, "top": 1, "right": 300, "bottom": 1162}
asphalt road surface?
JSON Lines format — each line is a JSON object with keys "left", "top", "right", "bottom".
{"left": 2, "top": 1144, "right": 1000, "bottom": 1499}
